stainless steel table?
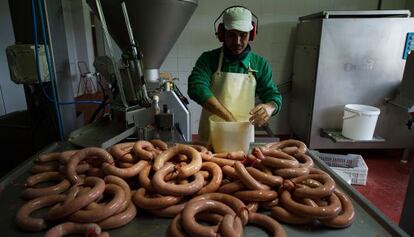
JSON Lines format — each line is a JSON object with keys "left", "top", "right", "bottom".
{"left": 0, "top": 142, "right": 409, "bottom": 236}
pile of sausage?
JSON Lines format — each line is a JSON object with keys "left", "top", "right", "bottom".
{"left": 15, "top": 139, "right": 354, "bottom": 237}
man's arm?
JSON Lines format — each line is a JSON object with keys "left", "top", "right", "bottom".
{"left": 203, "top": 97, "right": 236, "bottom": 122}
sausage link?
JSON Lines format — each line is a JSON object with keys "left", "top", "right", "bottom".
{"left": 181, "top": 199, "right": 235, "bottom": 237}
{"left": 189, "top": 193, "right": 248, "bottom": 225}
{"left": 133, "top": 187, "right": 182, "bottom": 210}
{"left": 280, "top": 190, "right": 341, "bottom": 218}
{"left": 59, "top": 150, "right": 78, "bottom": 164}
{"left": 154, "top": 144, "right": 202, "bottom": 179}
{"left": 68, "top": 183, "right": 125, "bottom": 222}
{"left": 217, "top": 180, "right": 245, "bottom": 194}
{"left": 150, "top": 139, "right": 168, "bottom": 150}
{"left": 270, "top": 206, "right": 314, "bottom": 224}
{"left": 15, "top": 194, "right": 66, "bottom": 231}
{"left": 221, "top": 165, "right": 239, "bottom": 179}
{"left": 47, "top": 177, "right": 105, "bottom": 220}
{"left": 319, "top": 190, "right": 355, "bottom": 228}
{"left": 197, "top": 162, "right": 222, "bottom": 195}
{"left": 248, "top": 212, "right": 287, "bottom": 237}
{"left": 274, "top": 167, "right": 310, "bottom": 178}
{"left": 133, "top": 140, "right": 156, "bottom": 160}
{"left": 245, "top": 166, "right": 283, "bottom": 187}
{"left": 43, "top": 222, "right": 101, "bottom": 237}
{"left": 102, "top": 160, "right": 148, "bottom": 178}
{"left": 295, "top": 153, "right": 314, "bottom": 168}
{"left": 149, "top": 201, "right": 187, "bottom": 218}
{"left": 31, "top": 163, "right": 59, "bottom": 173}
{"left": 104, "top": 175, "right": 131, "bottom": 213}
{"left": 138, "top": 164, "right": 155, "bottom": 192}
{"left": 260, "top": 198, "right": 279, "bottom": 210}
{"left": 98, "top": 202, "right": 137, "bottom": 230}
{"left": 266, "top": 139, "right": 307, "bottom": 154}
{"left": 35, "top": 152, "right": 61, "bottom": 163}
{"left": 220, "top": 214, "right": 243, "bottom": 237}
{"left": 152, "top": 163, "right": 204, "bottom": 196}
{"left": 246, "top": 202, "right": 259, "bottom": 213}
{"left": 66, "top": 147, "right": 114, "bottom": 184}
{"left": 291, "top": 174, "right": 335, "bottom": 199}
{"left": 22, "top": 172, "right": 70, "bottom": 199}
{"left": 167, "top": 214, "right": 189, "bottom": 237}
{"left": 233, "top": 190, "right": 278, "bottom": 202}
{"left": 261, "top": 150, "right": 299, "bottom": 169}
{"left": 209, "top": 157, "right": 236, "bottom": 167}
{"left": 234, "top": 161, "right": 269, "bottom": 190}
{"left": 109, "top": 142, "right": 135, "bottom": 162}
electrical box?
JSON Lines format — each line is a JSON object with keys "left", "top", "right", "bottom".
{"left": 6, "top": 44, "right": 50, "bottom": 84}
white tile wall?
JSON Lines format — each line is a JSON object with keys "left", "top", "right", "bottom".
{"left": 160, "top": 0, "right": 406, "bottom": 136}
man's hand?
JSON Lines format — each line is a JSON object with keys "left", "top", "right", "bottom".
{"left": 249, "top": 102, "right": 276, "bottom": 127}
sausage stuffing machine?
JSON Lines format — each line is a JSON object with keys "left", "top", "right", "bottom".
{"left": 68, "top": 0, "right": 198, "bottom": 148}
{"left": 290, "top": 10, "right": 414, "bottom": 150}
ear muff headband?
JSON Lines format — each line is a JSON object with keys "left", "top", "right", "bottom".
{"left": 214, "top": 5, "right": 259, "bottom": 42}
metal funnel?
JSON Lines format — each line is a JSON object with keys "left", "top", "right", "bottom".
{"left": 87, "top": 0, "right": 198, "bottom": 82}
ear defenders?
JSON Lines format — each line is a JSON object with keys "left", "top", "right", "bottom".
{"left": 214, "top": 5, "right": 259, "bottom": 42}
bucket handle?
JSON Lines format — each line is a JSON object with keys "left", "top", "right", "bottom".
{"left": 343, "top": 112, "right": 378, "bottom": 120}
{"left": 343, "top": 113, "right": 361, "bottom": 120}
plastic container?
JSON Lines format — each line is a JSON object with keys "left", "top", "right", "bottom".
{"left": 209, "top": 115, "right": 254, "bottom": 153}
{"left": 314, "top": 151, "right": 368, "bottom": 185}
{"left": 342, "top": 104, "right": 380, "bottom": 140}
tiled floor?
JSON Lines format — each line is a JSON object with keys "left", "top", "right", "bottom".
{"left": 351, "top": 149, "right": 414, "bottom": 224}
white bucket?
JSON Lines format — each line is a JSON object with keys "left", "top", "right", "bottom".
{"left": 209, "top": 115, "right": 254, "bottom": 153}
{"left": 342, "top": 104, "right": 380, "bottom": 140}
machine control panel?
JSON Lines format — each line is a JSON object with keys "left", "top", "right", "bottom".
{"left": 403, "top": 32, "right": 414, "bottom": 59}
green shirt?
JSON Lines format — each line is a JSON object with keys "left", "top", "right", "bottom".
{"left": 188, "top": 47, "right": 282, "bottom": 114}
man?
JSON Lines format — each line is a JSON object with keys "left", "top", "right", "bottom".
{"left": 188, "top": 6, "right": 282, "bottom": 143}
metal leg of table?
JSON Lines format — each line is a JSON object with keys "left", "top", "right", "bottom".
{"left": 400, "top": 148, "right": 411, "bottom": 163}
{"left": 399, "top": 164, "right": 414, "bottom": 236}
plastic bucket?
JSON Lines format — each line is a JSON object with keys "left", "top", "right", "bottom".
{"left": 341, "top": 104, "right": 380, "bottom": 140}
{"left": 209, "top": 115, "right": 254, "bottom": 153}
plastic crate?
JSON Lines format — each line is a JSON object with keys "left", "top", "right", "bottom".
{"left": 314, "top": 151, "right": 368, "bottom": 185}
{"left": 313, "top": 151, "right": 359, "bottom": 168}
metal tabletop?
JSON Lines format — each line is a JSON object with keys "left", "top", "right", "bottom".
{"left": 0, "top": 142, "right": 409, "bottom": 236}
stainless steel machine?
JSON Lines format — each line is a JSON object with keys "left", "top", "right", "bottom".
{"left": 68, "top": 0, "right": 198, "bottom": 148}
{"left": 290, "top": 10, "right": 414, "bottom": 150}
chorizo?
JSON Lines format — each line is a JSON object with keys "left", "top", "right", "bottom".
{"left": 150, "top": 139, "right": 168, "bottom": 150}
{"left": 66, "top": 147, "right": 114, "bottom": 184}
{"left": 319, "top": 190, "right": 355, "bottom": 228}
{"left": 233, "top": 190, "right": 278, "bottom": 202}
{"left": 197, "top": 162, "right": 222, "bottom": 195}
{"left": 234, "top": 161, "right": 269, "bottom": 190}
{"left": 270, "top": 206, "right": 314, "bottom": 225}
{"left": 47, "top": 177, "right": 105, "bottom": 220}
{"left": 102, "top": 160, "right": 148, "bottom": 178}
{"left": 22, "top": 172, "right": 70, "bottom": 199}
{"left": 181, "top": 199, "right": 235, "bottom": 237}
{"left": 245, "top": 166, "right": 283, "bottom": 187}
{"left": 149, "top": 201, "right": 187, "bottom": 218}
{"left": 98, "top": 202, "right": 137, "bottom": 230}
{"left": 15, "top": 194, "right": 66, "bottom": 231}
{"left": 291, "top": 174, "right": 335, "bottom": 199}
{"left": 220, "top": 214, "right": 243, "bottom": 237}
{"left": 133, "top": 140, "right": 156, "bottom": 160}
{"left": 152, "top": 163, "right": 204, "bottom": 196}
{"left": 266, "top": 139, "right": 307, "bottom": 154}
{"left": 248, "top": 212, "right": 287, "bottom": 237}
{"left": 280, "top": 190, "right": 341, "bottom": 218}
{"left": 104, "top": 175, "right": 131, "bottom": 213}
{"left": 217, "top": 180, "right": 245, "bottom": 194}
{"left": 43, "top": 222, "right": 102, "bottom": 237}
{"left": 189, "top": 193, "right": 248, "bottom": 225}
{"left": 132, "top": 187, "right": 182, "bottom": 210}
{"left": 68, "top": 183, "right": 125, "bottom": 222}
{"left": 154, "top": 144, "right": 202, "bottom": 179}
{"left": 109, "top": 142, "right": 135, "bottom": 162}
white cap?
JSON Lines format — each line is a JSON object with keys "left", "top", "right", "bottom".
{"left": 408, "top": 105, "right": 414, "bottom": 113}
{"left": 223, "top": 7, "right": 253, "bottom": 32}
